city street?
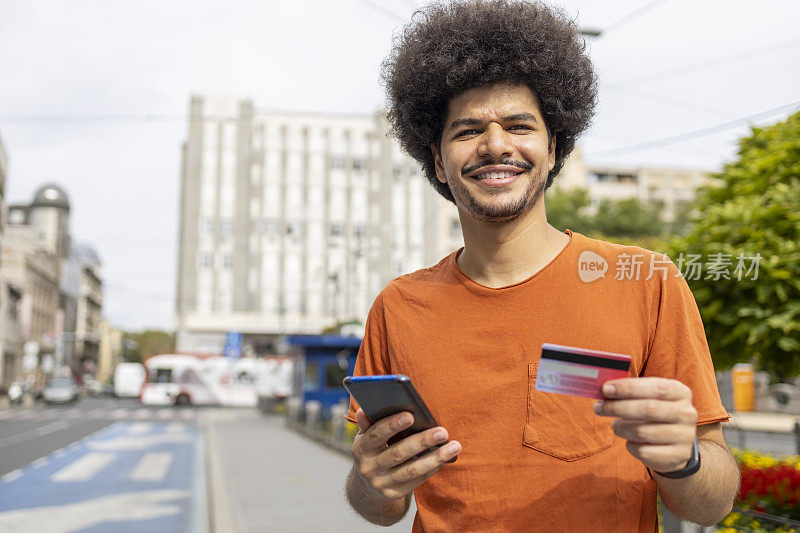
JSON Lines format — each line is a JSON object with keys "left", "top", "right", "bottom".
{"left": 0, "top": 396, "right": 414, "bottom": 532}
{"left": 0, "top": 397, "right": 204, "bottom": 532}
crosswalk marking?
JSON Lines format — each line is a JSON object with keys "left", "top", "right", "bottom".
{"left": 165, "top": 422, "right": 184, "bottom": 432}
{"left": 128, "top": 422, "right": 151, "bottom": 435}
{"left": 51, "top": 452, "right": 115, "bottom": 482}
{"left": 1, "top": 469, "right": 22, "bottom": 482}
{"left": 129, "top": 452, "right": 173, "bottom": 482}
{"left": 134, "top": 408, "right": 149, "bottom": 419}
{"left": 157, "top": 408, "right": 173, "bottom": 420}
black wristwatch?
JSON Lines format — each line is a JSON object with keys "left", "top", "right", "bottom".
{"left": 655, "top": 438, "right": 701, "bottom": 479}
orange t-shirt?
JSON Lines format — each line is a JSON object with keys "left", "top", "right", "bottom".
{"left": 345, "top": 230, "right": 729, "bottom": 532}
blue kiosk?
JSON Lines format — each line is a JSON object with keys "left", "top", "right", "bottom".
{"left": 286, "top": 335, "right": 361, "bottom": 418}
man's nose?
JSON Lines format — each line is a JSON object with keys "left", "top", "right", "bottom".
{"left": 477, "top": 122, "right": 514, "bottom": 160}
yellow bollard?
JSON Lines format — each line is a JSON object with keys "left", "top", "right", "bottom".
{"left": 732, "top": 363, "right": 755, "bottom": 412}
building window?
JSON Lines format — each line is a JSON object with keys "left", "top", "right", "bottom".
{"left": 392, "top": 164, "right": 404, "bottom": 177}
{"left": 258, "top": 219, "right": 280, "bottom": 238}
{"left": 199, "top": 253, "right": 213, "bottom": 269}
{"left": 330, "top": 224, "right": 344, "bottom": 237}
{"left": 352, "top": 158, "right": 367, "bottom": 171}
{"left": 330, "top": 156, "right": 346, "bottom": 170}
{"left": 220, "top": 219, "right": 234, "bottom": 238}
{"left": 325, "top": 363, "right": 348, "bottom": 389}
{"left": 353, "top": 225, "right": 366, "bottom": 239}
{"left": 203, "top": 218, "right": 216, "bottom": 235}
{"left": 286, "top": 221, "right": 303, "bottom": 240}
{"left": 304, "top": 362, "right": 319, "bottom": 392}
{"left": 221, "top": 253, "right": 232, "bottom": 269}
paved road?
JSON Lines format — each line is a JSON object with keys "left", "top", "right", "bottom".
{"left": 0, "top": 397, "right": 205, "bottom": 532}
{"left": 0, "top": 397, "right": 200, "bottom": 476}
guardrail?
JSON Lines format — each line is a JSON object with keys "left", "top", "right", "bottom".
{"left": 284, "top": 398, "right": 354, "bottom": 456}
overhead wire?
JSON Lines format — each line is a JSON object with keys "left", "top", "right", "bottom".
{"left": 605, "top": 37, "right": 800, "bottom": 90}
{"left": 354, "top": 0, "right": 405, "bottom": 22}
{"left": 600, "top": 0, "right": 671, "bottom": 37}
{"left": 588, "top": 99, "right": 800, "bottom": 158}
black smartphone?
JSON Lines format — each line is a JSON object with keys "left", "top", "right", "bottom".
{"left": 343, "top": 374, "right": 451, "bottom": 459}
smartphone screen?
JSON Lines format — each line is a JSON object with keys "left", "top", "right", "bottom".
{"left": 343, "top": 375, "right": 446, "bottom": 455}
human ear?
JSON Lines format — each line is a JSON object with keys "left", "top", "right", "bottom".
{"left": 430, "top": 143, "right": 448, "bottom": 184}
{"left": 548, "top": 134, "right": 557, "bottom": 172}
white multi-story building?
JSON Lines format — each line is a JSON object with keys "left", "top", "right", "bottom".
{"left": 175, "top": 96, "right": 462, "bottom": 354}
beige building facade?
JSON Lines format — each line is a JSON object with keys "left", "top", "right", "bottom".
{"left": 97, "top": 319, "right": 123, "bottom": 384}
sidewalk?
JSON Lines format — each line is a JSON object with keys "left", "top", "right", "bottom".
{"left": 203, "top": 409, "right": 416, "bottom": 533}
{"left": 725, "top": 411, "right": 800, "bottom": 433}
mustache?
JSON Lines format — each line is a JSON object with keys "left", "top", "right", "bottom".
{"left": 461, "top": 159, "right": 533, "bottom": 176}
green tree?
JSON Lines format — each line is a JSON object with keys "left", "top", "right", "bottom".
{"left": 669, "top": 111, "right": 800, "bottom": 378}
{"left": 123, "top": 330, "right": 175, "bottom": 363}
{"left": 545, "top": 187, "right": 593, "bottom": 234}
{"left": 547, "top": 187, "right": 666, "bottom": 240}
{"left": 592, "top": 197, "right": 664, "bottom": 238}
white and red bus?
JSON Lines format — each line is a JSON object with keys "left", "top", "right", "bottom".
{"left": 140, "top": 353, "right": 291, "bottom": 407}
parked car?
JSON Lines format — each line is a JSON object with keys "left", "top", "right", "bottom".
{"left": 83, "top": 377, "right": 103, "bottom": 396}
{"left": 43, "top": 378, "right": 79, "bottom": 404}
{"left": 7, "top": 382, "right": 26, "bottom": 405}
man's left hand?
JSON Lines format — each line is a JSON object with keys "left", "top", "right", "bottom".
{"left": 593, "top": 377, "right": 698, "bottom": 473}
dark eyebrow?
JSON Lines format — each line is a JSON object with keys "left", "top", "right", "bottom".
{"left": 448, "top": 113, "right": 539, "bottom": 130}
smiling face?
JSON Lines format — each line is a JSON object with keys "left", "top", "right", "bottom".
{"left": 432, "top": 83, "right": 556, "bottom": 223}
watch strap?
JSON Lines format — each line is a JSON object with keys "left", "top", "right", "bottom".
{"left": 655, "top": 438, "right": 701, "bottom": 479}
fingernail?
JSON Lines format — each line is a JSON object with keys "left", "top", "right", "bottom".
{"left": 602, "top": 384, "right": 615, "bottom": 396}
{"left": 398, "top": 414, "right": 412, "bottom": 427}
{"left": 434, "top": 430, "right": 446, "bottom": 442}
{"left": 593, "top": 401, "right": 603, "bottom": 413}
{"left": 448, "top": 442, "right": 461, "bottom": 454}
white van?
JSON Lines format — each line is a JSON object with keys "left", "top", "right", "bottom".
{"left": 113, "top": 362, "right": 146, "bottom": 397}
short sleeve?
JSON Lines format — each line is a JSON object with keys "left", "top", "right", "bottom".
{"left": 641, "top": 261, "right": 730, "bottom": 425}
{"left": 344, "top": 292, "right": 391, "bottom": 423}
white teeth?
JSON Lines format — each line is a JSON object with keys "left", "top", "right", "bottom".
{"left": 477, "top": 171, "right": 517, "bottom": 180}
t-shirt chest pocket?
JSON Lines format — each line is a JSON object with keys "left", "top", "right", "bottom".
{"left": 523, "top": 362, "right": 615, "bottom": 461}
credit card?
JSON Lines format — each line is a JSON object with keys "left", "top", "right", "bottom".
{"left": 535, "top": 343, "right": 631, "bottom": 400}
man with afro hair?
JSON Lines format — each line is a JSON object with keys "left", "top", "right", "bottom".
{"left": 344, "top": 1, "right": 739, "bottom": 530}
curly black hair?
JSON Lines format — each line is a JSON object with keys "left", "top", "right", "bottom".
{"left": 382, "top": 0, "right": 597, "bottom": 203}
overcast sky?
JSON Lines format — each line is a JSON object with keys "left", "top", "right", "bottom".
{"left": 1, "top": 0, "right": 798, "bottom": 331}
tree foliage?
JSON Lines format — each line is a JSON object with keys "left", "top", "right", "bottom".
{"left": 123, "top": 330, "right": 175, "bottom": 364}
{"left": 546, "top": 187, "right": 665, "bottom": 238}
{"left": 669, "top": 111, "right": 800, "bottom": 377}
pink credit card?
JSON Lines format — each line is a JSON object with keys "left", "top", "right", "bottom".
{"left": 535, "top": 343, "right": 632, "bottom": 400}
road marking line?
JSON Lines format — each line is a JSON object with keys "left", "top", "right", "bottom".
{"left": 165, "top": 422, "right": 184, "bottom": 432}
{"left": 53, "top": 448, "right": 67, "bottom": 458}
{"left": 32, "top": 457, "right": 49, "bottom": 468}
{"left": 1, "top": 469, "right": 22, "bottom": 482}
{"left": 128, "top": 422, "right": 151, "bottom": 435}
{"left": 129, "top": 452, "right": 173, "bottom": 482}
{"left": 51, "top": 452, "right": 116, "bottom": 482}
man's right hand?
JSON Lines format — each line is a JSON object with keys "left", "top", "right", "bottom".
{"left": 351, "top": 408, "right": 462, "bottom": 501}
